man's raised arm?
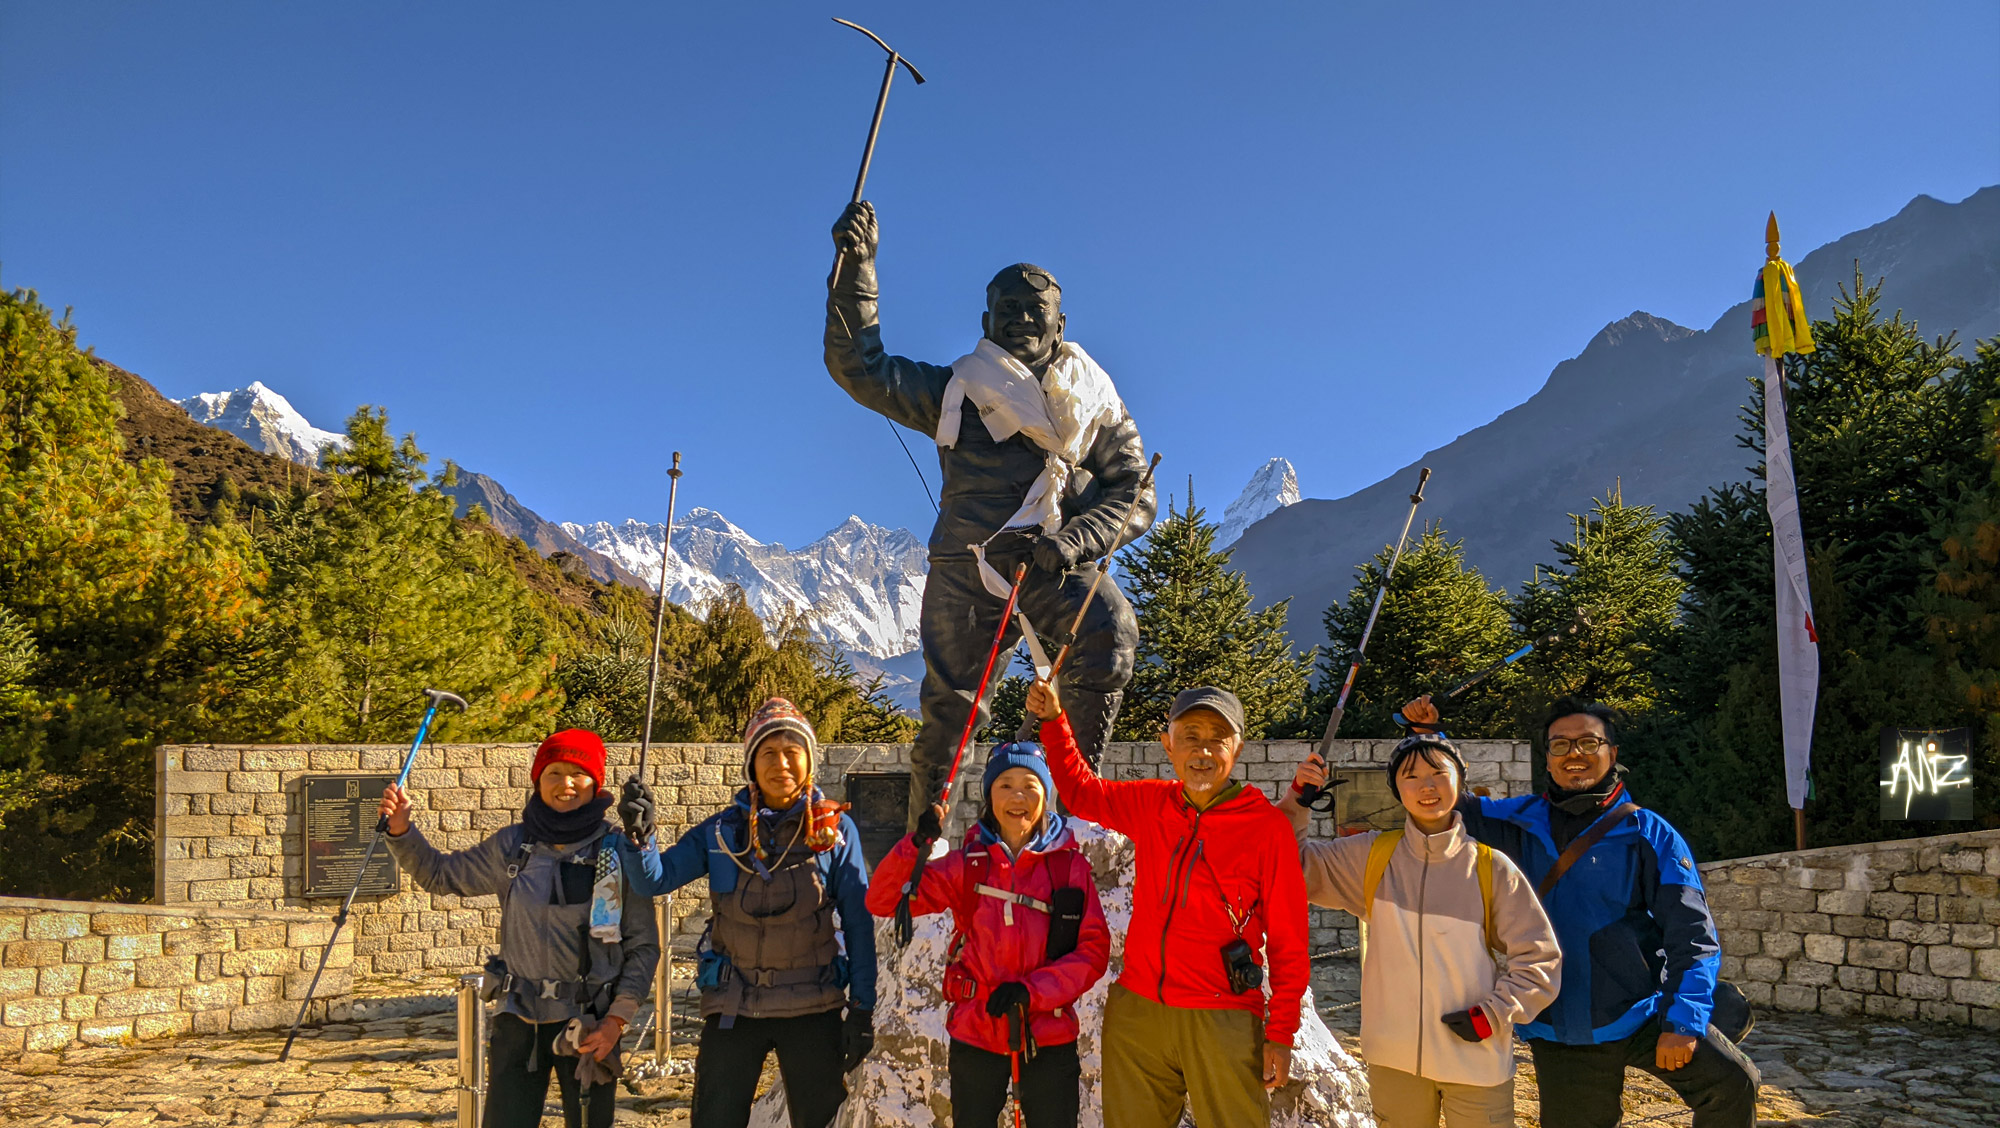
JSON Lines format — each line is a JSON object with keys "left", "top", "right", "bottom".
{"left": 824, "top": 201, "right": 952, "bottom": 435}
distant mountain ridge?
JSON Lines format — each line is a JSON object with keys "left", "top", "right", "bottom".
{"left": 1228, "top": 187, "right": 2000, "bottom": 623}
{"left": 563, "top": 510, "right": 930, "bottom": 659}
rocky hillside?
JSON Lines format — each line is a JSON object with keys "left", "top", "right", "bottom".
{"left": 1229, "top": 187, "right": 2000, "bottom": 620}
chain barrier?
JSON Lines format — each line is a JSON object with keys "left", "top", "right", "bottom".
{"left": 1311, "top": 945, "right": 1360, "bottom": 962}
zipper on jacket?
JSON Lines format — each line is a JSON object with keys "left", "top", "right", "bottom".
{"left": 1156, "top": 802, "right": 1209, "bottom": 998}
{"left": 1415, "top": 834, "right": 1430, "bottom": 1078}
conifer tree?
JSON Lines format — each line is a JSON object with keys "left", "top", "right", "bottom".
{"left": 1512, "top": 486, "right": 1684, "bottom": 727}
{"left": 0, "top": 289, "right": 263, "bottom": 897}
{"left": 1114, "top": 487, "right": 1313, "bottom": 740}
{"left": 1312, "top": 525, "right": 1517, "bottom": 739}
{"left": 256, "top": 408, "right": 558, "bottom": 742}
{"left": 1652, "top": 278, "right": 1997, "bottom": 857}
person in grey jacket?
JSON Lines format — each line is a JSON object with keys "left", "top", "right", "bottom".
{"left": 381, "top": 728, "right": 658, "bottom": 1128}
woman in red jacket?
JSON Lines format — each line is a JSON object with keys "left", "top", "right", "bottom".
{"left": 867, "top": 741, "right": 1110, "bottom": 1127}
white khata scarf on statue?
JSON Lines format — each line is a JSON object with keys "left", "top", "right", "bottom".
{"left": 935, "top": 337, "right": 1125, "bottom": 536}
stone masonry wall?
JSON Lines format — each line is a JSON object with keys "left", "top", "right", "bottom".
{"left": 157, "top": 737, "right": 1532, "bottom": 977}
{"left": 0, "top": 896, "right": 352, "bottom": 1058}
{"left": 1700, "top": 829, "right": 2000, "bottom": 1029}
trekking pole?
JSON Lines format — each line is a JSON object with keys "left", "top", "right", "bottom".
{"left": 627, "top": 451, "right": 683, "bottom": 848}
{"left": 1047, "top": 453, "right": 1161, "bottom": 680}
{"left": 1006, "top": 1006, "right": 1026, "bottom": 1128}
{"left": 1435, "top": 608, "right": 1592, "bottom": 704}
{"left": 893, "top": 563, "right": 1028, "bottom": 947}
{"left": 1298, "top": 467, "right": 1430, "bottom": 811}
{"left": 280, "top": 687, "right": 468, "bottom": 1061}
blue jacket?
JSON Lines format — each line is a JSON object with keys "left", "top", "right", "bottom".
{"left": 1456, "top": 791, "right": 1720, "bottom": 1045}
{"left": 623, "top": 788, "right": 877, "bottom": 1012}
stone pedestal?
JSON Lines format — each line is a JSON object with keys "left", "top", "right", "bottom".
{"left": 754, "top": 822, "right": 1374, "bottom": 1127}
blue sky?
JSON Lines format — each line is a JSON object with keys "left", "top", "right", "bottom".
{"left": 3, "top": 2, "right": 1996, "bottom": 547}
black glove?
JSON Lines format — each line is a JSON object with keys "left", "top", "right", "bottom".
{"left": 618, "top": 778, "right": 656, "bottom": 842}
{"left": 1032, "top": 534, "right": 1078, "bottom": 574}
{"left": 911, "top": 804, "right": 943, "bottom": 853}
{"left": 841, "top": 1006, "right": 874, "bottom": 1072}
{"left": 984, "top": 981, "right": 1032, "bottom": 1019}
{"left": 1442, "top": 1006, "right": 1492, "bottom": 1043}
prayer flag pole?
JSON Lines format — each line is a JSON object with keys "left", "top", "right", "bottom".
{"left": 1752, "top": 212, "right": 1819, "bottom": 852}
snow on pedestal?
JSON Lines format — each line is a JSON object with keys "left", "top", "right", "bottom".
{"left": 752, "top": 822, "right": 1374, "bottom": 1127}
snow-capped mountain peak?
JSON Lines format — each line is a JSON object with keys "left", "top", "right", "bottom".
{"left": 1217, "top": 457, "right": 1301, "bottom": 547}
{"left": 561, "top": 512, "right": 928, "bottom": 659}
{"left": 173, "top": 381, "right": 349, "bottom": 467}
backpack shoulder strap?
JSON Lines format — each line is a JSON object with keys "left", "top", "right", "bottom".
{"left": 1536, "top": 801, "right": 1640, "bottom": 900}
{"left": 1475, "top": 842, "right": 1495, "bottom": 953}
{"left": 1359, "top": 830, "right": 1402, "bottom": 923}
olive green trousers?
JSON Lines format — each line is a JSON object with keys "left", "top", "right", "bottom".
{"left": 1101, "top": 982, "right": 1270, "bottom": 1128}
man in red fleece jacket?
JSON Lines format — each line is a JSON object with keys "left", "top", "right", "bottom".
{"left": 1027, "top": 678, "right": 1309, "bottom": 1126}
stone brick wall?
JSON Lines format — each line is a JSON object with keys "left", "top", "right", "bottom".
{"left": 0, "top": 897, "right": 351, "bottom": 1057}
{"left": 1701, "top": 829, "right": 2000, "bottom": 1029}
{"left": 157, "top": 736, "right": 1533, "bottom": 977}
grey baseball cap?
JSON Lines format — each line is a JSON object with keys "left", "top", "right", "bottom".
{"left": 1167, "top": 686, "right": 1245, "bottom": 737}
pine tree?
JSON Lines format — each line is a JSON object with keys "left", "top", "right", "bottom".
{"left": 1650, "top": 278, "right": 1998, "bottom": 857}
{"left": 0, "top": 289, "right": 264, "bottom": 897}
{"left": 1512, "top": 486, "right": 1685, "bottom": 727}
{"left": 1114, "top": 487, "right": 1314, "bottom": 740}
{"left": 255, "top": 408, "right": 559, "bottom": 743}
{"left": 1311, "top": 525, "right": 1517, "bottom": 739}
{"left": 1927, "top": 344, "right": 2000, "bottom": 794}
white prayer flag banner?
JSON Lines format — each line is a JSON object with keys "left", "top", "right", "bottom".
{"left": 1764, "top": 356, "right": 1820, "bottom": 809}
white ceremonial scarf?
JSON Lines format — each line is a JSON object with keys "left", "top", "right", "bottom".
{"left": 935, "top": 337, "right": 1125, "bottom": 535}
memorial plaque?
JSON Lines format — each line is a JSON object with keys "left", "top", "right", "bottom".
{"left": 844, "top": 771, "right": 912, "bottom": 872}
{"left": 302, "top": 774, "right": 401, "bottom": 898}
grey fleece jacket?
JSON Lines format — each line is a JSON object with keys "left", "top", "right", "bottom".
{"left": 384, "top": 822, "right": 659, "bottom": 1025}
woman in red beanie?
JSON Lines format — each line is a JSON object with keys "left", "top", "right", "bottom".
{"left": 379, "top": 729, "right": 659, "bottom": 1128}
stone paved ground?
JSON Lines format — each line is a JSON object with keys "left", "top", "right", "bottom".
{"left": 1314, "top": 961, "right": 2000, "bottom": 1128}
{"left": 0, "top": 967, "right": 1992, "bottom": 1127}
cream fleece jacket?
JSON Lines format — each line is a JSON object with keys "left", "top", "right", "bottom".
{"left": 1280, "top": 797, "right": 1561, "bottom": 1087}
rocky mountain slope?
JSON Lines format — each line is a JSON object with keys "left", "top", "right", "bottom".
{"left": 1228, "top": 187, "right": 2000, "bottom": 622}
{"left": 1218, "top": 457, "right": 1301, "bottom": 547}
{"left": 564, "top": 511, "right": 930, "bottom": 659}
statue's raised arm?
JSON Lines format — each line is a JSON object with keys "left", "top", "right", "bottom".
{"left": 821, "top": 202, "right": 1157, "bottom": 829}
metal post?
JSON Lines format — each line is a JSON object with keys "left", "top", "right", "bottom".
{"left": 654, "top": 895, "right": 672, "bottom": 1066}
{"left": 456, "top": 973, "right": 486, "bottom": 1128}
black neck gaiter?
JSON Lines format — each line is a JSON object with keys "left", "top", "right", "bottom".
{"left": 1544, "top": 763, "right": 1629, "bottom": 851}
{"left": 521, "top": 791, "right": 613, "bottom": 846}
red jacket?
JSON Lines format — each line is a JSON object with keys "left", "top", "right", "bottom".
{"left": 866, "top": 816, "right": 1110, "bottom": 1055}
{"left": 1041, "top": 714, "right": 1309, "bottom": 1046}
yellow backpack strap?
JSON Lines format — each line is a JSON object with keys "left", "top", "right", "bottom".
{"left": 1476, "top": 842, "right": 1496, "bottom": 953}
{"left": 1360, "top": 830, "right": 1402, "bottom": 922}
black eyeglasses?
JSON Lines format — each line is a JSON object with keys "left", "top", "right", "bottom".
{"left": 1547, "top": 736, "right": 1610, "bottom": 756}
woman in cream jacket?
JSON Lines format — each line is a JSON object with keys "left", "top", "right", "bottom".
{"left": 1280, "top": 733, "right": 1561, "bottom": 1128}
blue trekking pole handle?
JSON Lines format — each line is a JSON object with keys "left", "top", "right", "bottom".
{"left": 376, "top": 688, "right": 468, "bottom": 833}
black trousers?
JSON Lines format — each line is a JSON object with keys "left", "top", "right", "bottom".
{"left": 913, "top": 533, "right": 1138, "bottom": 826}
{"left": 691, "top": 1009, "right": 847, "bottom": 1128}
{"left": 949, "top": 1038, "right": 1082, "bottom": 1128}
{"left": 485, "top": 1013, "right": 616, "bottom": 1128}
{"left": 1529, "top": 1016, "right": 1760, "bottom": 1128}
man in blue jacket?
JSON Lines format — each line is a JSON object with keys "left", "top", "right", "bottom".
{"left": 1403, "top": 695, "right": 1758, "bottom": 1128}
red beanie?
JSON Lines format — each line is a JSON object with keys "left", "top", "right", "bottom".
{"left": 532, "top": 729, "right": 607, "bottom": 792}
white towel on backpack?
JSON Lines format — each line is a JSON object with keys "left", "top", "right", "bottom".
{"left": 935, "top": 338, "right": 1124, "bottom": 535}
